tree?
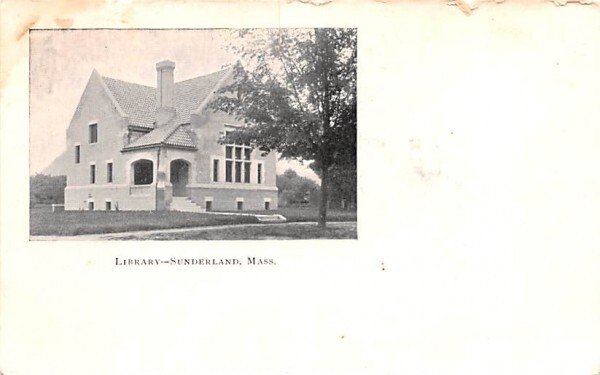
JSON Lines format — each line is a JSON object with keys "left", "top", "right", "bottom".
{"left": 311, "top": 164, "right": 356, "bottom": 210}
{"left": 276, "top": 169, "right": 320, "bottom": 207}
{"left": 30, "top": 174, "right": 66, "bottom": 207}
{"left": 211, "top": 28, "right": 357, "bottom": 227}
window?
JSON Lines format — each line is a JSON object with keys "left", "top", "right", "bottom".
{"left": 265, "top": 201, "right": 270, "bottom": 210}
{"left": 90, "top": 164, "right": 96, "bottom": 184}
{"left": 107, "top": 162, "right": 113, "bottom": 183}
{"left": 205, "top": 201, "right": 212, "bottom": 211}
{"left": 237, "top": 201, "right": 243, "bottom": 211}
{"left": 89, "top": 124, "right": 98, "bottom": 144}
{"left": 213, "top": 159, "right": 219, "bottom": 182}
{"left": 75, "top": 145, "right": 80, "bottom": 164}
{"left": 105, "top": 201, "right": 112, "bottom": 211}
{"left": 225, "top": 160, "right": 233, "bottom": 182}
{"left": 88, "top": 201, "right": 94, "bottom": 211}
{"left": 224, "top": 131, "right": 252, "bottom": 183}
{"left": 132, "top": 159, "right": 153, "bottom": 185}
{"left": 235, "top": 161, "right": 242, "bottom": 183}
{"left": 257, "top": 163, "right": 263, "bottom": 184}
{"left": 244, "top": 162, "right": 251, "bottom": 183}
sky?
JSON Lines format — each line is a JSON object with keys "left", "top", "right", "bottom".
{"left": 29, "top": 29, "right": 320, "bottom": 181}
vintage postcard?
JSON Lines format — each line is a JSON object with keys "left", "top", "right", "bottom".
{"left": 1, "top": 1, "right": 599, "bottom": 374}
{"left": 29, "top": 28, "right": 357, "bottom": 240}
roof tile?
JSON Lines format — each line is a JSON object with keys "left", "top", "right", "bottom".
{"left": 104, "top": 66, "right": 232, "bottom": 151}
{"left": 101, "top": 67, "right": 231, "bottom": 130}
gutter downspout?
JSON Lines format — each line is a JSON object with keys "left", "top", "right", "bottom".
{"left": 155, "top": 146, "right": 161, "bottom": 211}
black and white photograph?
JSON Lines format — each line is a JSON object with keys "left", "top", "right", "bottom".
{"left": 2, "top": 1, "right": 600, "bottom": 375}
{"left": 29, "top": 28, "right": 357, "bottom": 240}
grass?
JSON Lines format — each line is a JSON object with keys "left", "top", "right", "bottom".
{"left": 115, "top": 222, "right": 357, "bottom": 240}
{"left": 217, "top": 206, "right": 357, "bottom": 222}
{"left": 30, "top": 205, "right": 357, "bottom": 237}
{"left": 30, "top": 206, "right": 257, "bottom": 236}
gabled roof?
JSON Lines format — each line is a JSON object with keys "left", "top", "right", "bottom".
{"left": 98, "top": 65, "right": 233, "bottom": 152}
{"left": 102, "top": 77, "right": 156, "bottom": 129}
{"left": 100, "top": 67, "right": 232, "bottom": 130}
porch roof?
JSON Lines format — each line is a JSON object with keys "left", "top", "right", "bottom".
{"left": 122, "top": 120, "right": 196, "bottom": 152}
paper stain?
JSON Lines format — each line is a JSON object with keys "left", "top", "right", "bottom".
{"left": 289, "top": 0, "right": 334, "bottom": 5}
{"left": 16, "top": 16, "right": 40, "bottom": 41}
{"left": 414, "top": 164, "right": 441, "bottom": 182}
{"left": 551, "top": 0, "right": 595, "bottom": 4}
{"left": 54, "top": 18, "right": 74, "bottom": 28}
{"left": 409, "top": 138, "right": 420, "bottom": 150}
{"left": 381, "top": 262, "right": 385, "bottom": 271}
{"left": 1, "top": 0, "right": 104, "bottom": 89}
{"left": 449, "top": 0, "right": 596, "bottom": 15}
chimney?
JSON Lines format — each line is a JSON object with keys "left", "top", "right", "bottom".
{"left": 156, "top": 60, "right": 175, "bottom": 108}
{"left": 155, "top": 60, "right": 176, "bottom": 126}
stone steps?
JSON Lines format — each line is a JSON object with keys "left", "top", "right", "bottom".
{"left": 255, "top": 214, "right": 287, "bottom": 223}
{"left": 169, "top": 197, "right": 206, "bottom": 213}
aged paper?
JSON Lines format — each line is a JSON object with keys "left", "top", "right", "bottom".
{"left": 2, "top": 1, "right": 600, "bottom": 374}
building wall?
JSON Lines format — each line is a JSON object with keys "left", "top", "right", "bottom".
{"left": 65, "top": 71, "right": 132, "bottom": 210}
{"left": 186, "top": 109, "right": 280, "bottom": 211}
{"left": 189, "top": 186, "right": 278, "bottom": 211}
{"left": 191, "top": 110, "right": 278, "bottom": 187}
{"left": 65, "top": 185, "right": 155, "bottom": 211}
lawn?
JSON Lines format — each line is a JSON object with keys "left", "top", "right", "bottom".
{"left": 30, "top": 205, "right": 357, "bottom": 237}
{"left": 30, "top": 206, "right": 257, "bottom": 236}
{"left": 114, "top": 222, "right": 357, "bottom": 240}
{"left": 217, "top": 206, "right": 357, "bottom": 222}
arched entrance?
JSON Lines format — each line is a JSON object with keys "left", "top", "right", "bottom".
{"left": 170, "top": 159, "right": 190, "bottom": 197}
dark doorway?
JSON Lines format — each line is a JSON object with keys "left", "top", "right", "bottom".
{"left": 170, "top": 160, "right": 190, "bottom": 197}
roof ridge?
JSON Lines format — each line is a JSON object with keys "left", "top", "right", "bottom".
{"left": 174, "top": 65, "right": 232, "bottom": 85}
{"left": 101, "top": 75, "right": 155, "bottom": 89}
{"left": 101, "top": 66, "right": 232, "bottom": 88}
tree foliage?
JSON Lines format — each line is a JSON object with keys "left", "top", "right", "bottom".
{"left": 311, "top": 164, "right": 357, "bottom": 210}
{"left": 276, "top": 169, "right": 320, "bottom": 207}
{"left": 30, "top": 174, "right": 66, "bottom": 206}
{"left": 211, "top": 28, "right": 357, "bottom": 226}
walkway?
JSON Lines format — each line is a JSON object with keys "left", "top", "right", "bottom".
{"left": 31, "top": 221, "right": 356, "bottom": 241}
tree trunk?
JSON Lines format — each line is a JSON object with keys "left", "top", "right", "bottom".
{"left": 318, "top": 166, "right": 329, "bottom": 228}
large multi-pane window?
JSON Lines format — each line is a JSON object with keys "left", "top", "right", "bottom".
{"left": 235, "top": 161, "right": 242, "bottom": 183}
{"left": 244, "top": 162, "right": 251, "bottom": 183}
{"left": 225, "top": 160, "right": 233, "bottom": 182}
{"left": 224, "top": 131, "right": 252, "bottom": 183}
{"left": 89, "top": 124, "right": 98, "bottom": 144}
